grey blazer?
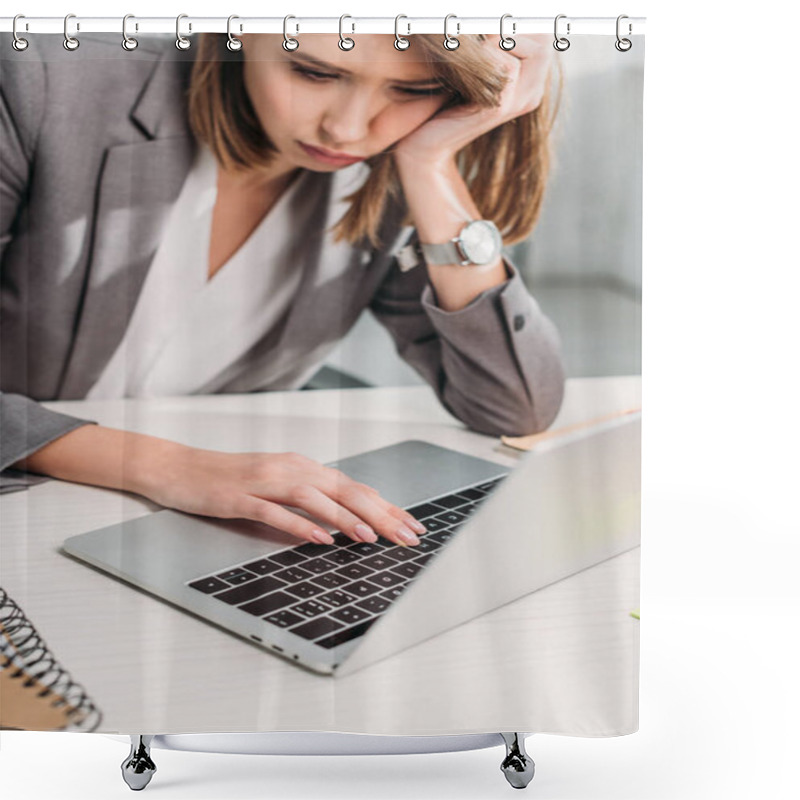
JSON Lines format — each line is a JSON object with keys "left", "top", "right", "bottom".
{"left": 0, "top": 34, "right": 565, "bottom": 494}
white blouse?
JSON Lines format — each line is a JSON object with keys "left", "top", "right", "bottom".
{"left": 86, "top": 143, "right": 368, "bottom": 400}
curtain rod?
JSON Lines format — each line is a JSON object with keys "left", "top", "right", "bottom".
{"left": 0, "top": 16, "right": 646, "bottom": 37}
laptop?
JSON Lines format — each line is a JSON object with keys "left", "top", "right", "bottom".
{"left": 61, "top": 411, "right": 641, "bottom": 676}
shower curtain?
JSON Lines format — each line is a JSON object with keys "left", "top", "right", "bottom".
{"left": 1, "top": 27, "right": 643, "bottom": 739}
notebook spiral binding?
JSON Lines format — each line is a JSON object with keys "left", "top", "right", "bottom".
{"left": 5, "top": 14, "right": 640, "bottom": 53}
{"left": 0, "top": 586, "right": 102, "bottom": 732}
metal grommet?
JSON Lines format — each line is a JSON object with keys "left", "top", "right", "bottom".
{"left": 63, "top": 13, "right": 79, "bottom": 51}
{"left": 394, "top": 15, "right": 410, "bottom": 51}
{"left": 553, "top": 14, "right": 571, "bottom": 52}
{"left": 282, "top": 15, "right": 299, "bottom": 51}
{"left": 615, "top": 14, "right": 632, "bottom": 51}
{"left": 175, "top": 13, "right": 191, "bottom": 50}
{"left": 121, "top": 14, "right": 138, "bottom": 51}
{"left": 12, "top": 15, "right": 29, "bottom": 52}
{"left": 227, "top": 15, "right": 242, "bottom": 51}
{"left": 499, "top": 14, "right": 516, "bottom": 51}
{"left": 339, "top": 15, "right": 355, "bottom": 51}
{"left": 443, "top": 14, "right": 459, "bottom": 51}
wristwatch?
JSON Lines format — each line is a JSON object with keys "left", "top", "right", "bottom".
{"left": 419, "top": 220, "right": 503, "bottom": 267}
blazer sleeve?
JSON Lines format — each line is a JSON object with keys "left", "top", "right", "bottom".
{"left": 368, "top": 242, "right": 566, "bottom": 438}
{"left": 1, "top": 46, "right": 97, "bottom": 495}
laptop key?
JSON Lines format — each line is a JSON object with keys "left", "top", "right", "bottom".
{"left": 285, "top": 581, "right": 327, "bottom": 600}
{"left": 293, "top": 541, "right": 337, "bottom": 558}
{"left": 366, "top": 571, "right": 406, "bottom": 588}
{"left": 345, "top": 541, "right": 390, "bottom": 557}
{"left": 310, "top": 572, "right": 350, "bottom": 590}
{"left": 215, "top": 568, "right": 258, "bottom": 585}
{"left": 359, "top": 554, "right": 401, "bottom": 571}
{"left": 335, "top": 563, "right": 373, "bottom": 581}
{"left": 434, "top": 510, "right": 468, "bottom": 526}
{"left": 297, "top": 557, "right": 338, "bottom": 575}
{"left": 355, "top": 595, "right": 391, "bottom": 615}
{"left": 292, "top": 599, "right": 332, "bottom": 619}
{"left": 414, "top": 537, "right": 442, "bottom": 554}
{"left": 316, "top": 618, "right": 377, "bottom": 649}
{"left": 428, "top": 530, "right": 454, "bottom": 545}
{"left": 430, "top": 494, "right": 470, "bottom": 510}
{"left": 390, "top": 562, "right": 424, "bottom": 580}
{"left": 268, "top": 549, "right": 310, "bottom": 567}
{"left": 239, "top": 590, "right": 297, "bottom": 617}
{"left": 317, "top": 589, "right": 357, "bottom": 608}
{"left": 340, "top": 579, "right": 383, "bottom": 598}
{"left": 273, "top": 566, "right": 314, "bottom": 584}
{"left": 290, "top": 616, "right": 346, "bottom": 642}
{"left": 264, "top": 609, "right": 305, "bottom": 628}
{"left": 322, "top": 549, "right": 363, "bottom": 566}
{"left": 330, "top": 606, "right": 372, "bottom": 625}
{"left": 188, "top": 577, "right": 229, "bottom": 595}
{"left": 414, "top": 553, "right": 434, "bottom": 566}
{"left": 419, "top": 517, "right": 449, "bottom": 533}
{"left": 458, "top": 486, "right": 487, "bottom": 501}
{"left": 405, "top": 501, "right": 447, "bottom": 520}
{"left": 242, "top": 558, "right": 285, "bottom": 576}
{"left": 216, "top": 575, "right": 287, "bottom": 606}
{"left": 380, "top": 546, "right": 418, "bottom": 562}
{"left": 380, "top": 585, "right": 408, "bottom": 602}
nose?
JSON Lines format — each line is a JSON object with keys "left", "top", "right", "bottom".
{"left": 320, "top": 87, "right": 384, "bottom": 148}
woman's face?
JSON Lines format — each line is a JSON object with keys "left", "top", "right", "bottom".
{"left": 241, "top": 34, "right": 449, "bottom": 173}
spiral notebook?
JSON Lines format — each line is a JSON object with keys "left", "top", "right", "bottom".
{"left": 0, "top": 587, "right": 102, "bottom": 732}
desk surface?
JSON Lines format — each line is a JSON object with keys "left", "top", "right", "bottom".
{"left": 0, "top": 376, "right": 640, "bottom": 735}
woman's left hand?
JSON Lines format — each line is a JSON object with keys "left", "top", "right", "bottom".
{"left": 393, "top": 34, "right": 553, "bottom": 168}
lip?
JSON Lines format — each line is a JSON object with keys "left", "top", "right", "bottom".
{"left": 299, "top": 142, "right": 365, "bottom": 165}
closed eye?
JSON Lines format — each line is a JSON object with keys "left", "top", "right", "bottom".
{"left": 289, "top": 64, "right": 447, "bottom": 98}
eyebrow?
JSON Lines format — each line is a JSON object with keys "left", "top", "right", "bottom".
{"left": 290, "top": 52, "right": 443, "bottom": 87}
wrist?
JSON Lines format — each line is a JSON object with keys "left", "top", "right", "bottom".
{"left": 394, "top": 148, "right": 455, "bottom": 175}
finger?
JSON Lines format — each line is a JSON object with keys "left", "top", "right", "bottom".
{"left": 235, "top": 494, "right": 336, "bottom": 546}
{"left": 281, "top": 483, "right": 381, "bottom": 545}
{"left": 353, "top": 486, "right": 429, "bottom": 537}
{"left": 322, "top": 481, "right": 424, "bottom": 547}
{"left": 316, "top": 472, "right": 427, "bottom": 537}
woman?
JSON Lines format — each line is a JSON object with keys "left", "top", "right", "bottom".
{"left": 0, "top": 31, "right": 565, "bottom": 549}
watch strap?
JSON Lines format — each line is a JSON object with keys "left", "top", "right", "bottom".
{"left": 419, "top": 240, "right": 464, "bottom": 266}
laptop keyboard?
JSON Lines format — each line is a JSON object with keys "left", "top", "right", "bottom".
{"left": 187, "top": 476, "right": 507, "bottom": 650}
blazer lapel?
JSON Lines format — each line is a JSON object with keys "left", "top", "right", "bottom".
{"left": 60, "top": 54, "right": 196, "bottom": 399}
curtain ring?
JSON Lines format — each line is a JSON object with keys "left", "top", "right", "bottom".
{"left": 553, "top": 14, "right": 571, "bottom": 51}
{"left": 63, "top": 13, "right": 79, "bottom": 51}
{"left": 121, "top": 14, "right": 138, "bottom": 51}
{"left": 615, "top": 15, "right": 632, "bottom": 51}
{"left": 12, "top": 15, "right": 29, "bottom": 52}
{"left": 227, "top": 15, "right": 243, "bottom": 51}
{"left": 283, "top": 15, "right": 299, "bottom": 51}
{"left": 339, "top": 15, "right": 355, "bottom": 50}
{"left": 394, "top": 15, "right": 410, "bottom": 51}
{"left": 175, "top": 14, "right": 191, "bottom": 50}
{"left": 443, "top": 14, "right": 459, "bottom": 51}
{"left": 499, "top": 14, "right": 516, "bottom": 51}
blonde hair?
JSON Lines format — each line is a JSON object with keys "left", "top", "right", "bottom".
{"left": 188, "top": 34, "right": 561, "bottom": 250}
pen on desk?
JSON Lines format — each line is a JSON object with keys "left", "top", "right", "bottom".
{"left": 500, "top": 407, "right": 642, "bottom": 453}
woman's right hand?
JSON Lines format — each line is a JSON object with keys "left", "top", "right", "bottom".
{"left": 141, "top": 444, "right": 427, "bottom": 548}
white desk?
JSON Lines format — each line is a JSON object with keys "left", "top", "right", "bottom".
{"left": 0, "top": 376, "right": 640, "bottom": 735}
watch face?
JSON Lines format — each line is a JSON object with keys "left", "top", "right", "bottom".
{"left": 461, "top": 221, "right": 502, "bottom": 265}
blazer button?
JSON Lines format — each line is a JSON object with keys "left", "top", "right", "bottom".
{"left": 513, "top": 313, "right": 526, "bottom": 332}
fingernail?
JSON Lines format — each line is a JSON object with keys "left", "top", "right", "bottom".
{"left": 396, "top": 526, "right": 420, "bottom": 546}
{"left": 354, "top": 523, "right": 377, "bottom": 543}
{"left": 311, "top": 529, "right": 335, "bottom": 545}
{"left": 408, "top": 519, "right": 427, "bottom": 534}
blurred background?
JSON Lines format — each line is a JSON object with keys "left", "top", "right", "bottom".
{"left": 307, "top": 36, "right": 643, "bottom": 389}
